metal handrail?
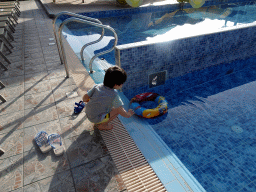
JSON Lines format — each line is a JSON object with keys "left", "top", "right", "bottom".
{"left": 52, "top": 11, "right": 104, "bottom": 68}
{"left": 58, "top": 17, "right": 118, "bottom": 75}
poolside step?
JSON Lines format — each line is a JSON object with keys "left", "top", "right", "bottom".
{"left": 100, "top": 118, "right": 167, "bottom": 192}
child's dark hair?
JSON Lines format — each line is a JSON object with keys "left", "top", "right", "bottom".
{"left": 103, "top": 66, "right": 127, "bottom": 88}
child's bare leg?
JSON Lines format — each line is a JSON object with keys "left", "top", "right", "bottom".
{"left": 97, "top": 107, "right": 125, "bottom": 130}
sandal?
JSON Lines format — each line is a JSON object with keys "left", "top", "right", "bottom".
{"left": 48, "top": 134, "right": 65, "bottom": 156}
{"left": 34, "top": 131, "right": 52, "bottom": 153}
{"left": 74, "top": 101, "right": 85, "bottom": 114}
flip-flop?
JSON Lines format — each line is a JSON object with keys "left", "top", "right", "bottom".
{"left": 74, "top": 101, "right": 85, "bottom": 114}
{"left": 34, "top": 131, "right": 52, "bottom": 153}
{"left": 48, "top": 133, "right": 65, "bottom": 156}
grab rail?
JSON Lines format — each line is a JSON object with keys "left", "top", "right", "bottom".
{"left": 53, "top": 11, "right": 104, "bottom": 68}
{"left": 58, "top": 18, "right": 118, "bottom": 74}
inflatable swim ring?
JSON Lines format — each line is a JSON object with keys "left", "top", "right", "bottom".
{"left": 125, "top": 0, "right": 143, "bottom": 8}
{"left": 130, "top": 92, "right": 168, "bottom": 118}
{"left": 189, "top": 0, "right": 205, "bottom": 8}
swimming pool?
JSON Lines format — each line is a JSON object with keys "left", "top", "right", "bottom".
{"left": 63, "top": 0, "right": 256, "bottom": 191}
{"left": 138, "top": 54, "right": 256, "bottom": 191}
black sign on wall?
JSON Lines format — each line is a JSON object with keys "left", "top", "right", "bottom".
{"left": 148, "top": 70, "right": 167, "bottom": 88}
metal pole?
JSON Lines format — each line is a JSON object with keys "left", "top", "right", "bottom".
{"left": 58, "top": 23, "right": 70, "bottom": 78}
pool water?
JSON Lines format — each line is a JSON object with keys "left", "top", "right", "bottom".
{"left": 139, "top": 56, "right": 256, "bottom": 191}
{"left": 67, "top": 1, "right": 256, "bottom": 64}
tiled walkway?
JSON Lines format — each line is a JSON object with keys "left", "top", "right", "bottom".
{"left": 0, "top": 1, "right": 126, "bottom": 191}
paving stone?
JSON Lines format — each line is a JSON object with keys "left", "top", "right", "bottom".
{"left": 24, "top": 58, "right": 45, "bottom": 67}
{"left": 0, "top": 61, "right": 24, "bottom": 71}
{"left": 71, "top": 156, "right": 120, "bottom": 192}
{"left": 59, "top": 113, "right": 94, "bottom": 139}
{"left": 8, "top": 56, "right": 24, "bottom": 63}
{"left": 53, "top": 84, "right": 79, "bottom": 101}
{"left": 0, "top": 95, "right": 24, "bottom": 115}
{"left": 0, "top": 130, "right": 24, "bottom": 160}
{"left": 40, "top": 38, "right": 56, "bottom": 44}
{"left": 23, "top": 37, "right": 40, "bottom": 44}
{"left": 25, "top": 47, "right": 42, "bottom": 55}
{"left": 24, "top": 91, "right": 55, "bottom": 109}
{"left": 25, "top": 63, "right": 48, "bottom": 75}
{"left": 13, "top": 33, "right": 23, "bottom": 39}
{"left": 44, "top": 56, "right": 61, "bottom": 63}
{"left": 24, "top": 36, "right": 40, "bottom": 42}
{"left": 0, "top": 76, "right": 24, "bottom": 88}
{"left": 24, "top": 30, "right": 37, "bottom": 34}
{"left": 23, "top": 119, "right": 61, "bottom": 152}
{"left": 43, "top": 49, "right": 58, "bottom": 55}
{"left": 25, "top": 44, "right": 42, "bottom": 50}
{"left": 0, "top": 111, "right": 24, "bottom": 133}
{"left": 24, "top": 80, "right": 52, "bottom": 95}
{"left": 50, "top": 77, "right": 76, "bottom": 91}
{"left": 0, "top": 85, "right": 24, "bottom": 100}
{"left": 65, "top": 132, "right": 108, "bottom": 168}
{"left": 23, "top": 148, "right": 69, "bottom": 186}
{"left": 39, "top": 33, "right": 54, "bottom": 38}
{"left": 0, "top": 67, "right": 24, "bottom": 79}
{"left": 45, "top": 61, "right": 62, "bottom": 70}
{"left": 24, "top": 72, "right": 49, "bottom": 84}
{"left": 55, "top": 97, "right": 79, "bottom": 118}
{"left": 11, "top": 42, "right": 23, "bottom": 47}
{"left": 11, "top": 47, "right": 23, "bottom": 53}
{"left": 42, "top": 46, "right": 59, "bottom": 52}
{"left": 24, "top": 105, "right": 58, "bottom": 128}
{"left": 24, "top": 169, "right": 75, "bottom": 192}
{"left": 7, "top": 50, "right": 23, "bottom": 58}
{"left": 0, "top": 154, "right": 23, "bottom": 191}
{"left": 47, "top": 68, "right": 66, "bottom": 79}
{"left": 11, "top": 187, "right": 24, "bottom": 192}
{"left": 24, "top": 52, "right": 44, "bottom": 61}
{"left": 23, "top": 182, "right": 41, "bottom": 192}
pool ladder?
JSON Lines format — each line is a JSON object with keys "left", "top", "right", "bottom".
{"left": 53, "top": 11, "right": 118, "bottom": 77}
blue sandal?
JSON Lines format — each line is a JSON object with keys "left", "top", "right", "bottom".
{"left": 34, "top": 131, "right": 52, "bottom": 153}
{"left": 48, "top": 133, "right": 65, "bottom": 156}
{"left": 74, "top": 101, "right": 85, "bottom": 114}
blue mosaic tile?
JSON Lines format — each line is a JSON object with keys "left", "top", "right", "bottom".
{"left": 241, "top": 182, "right": 256, "bottom": 192}
{"left": 192, "top": 169, "right": 221, "bottom": 192}
{"left": 205, "top": 131, "right": 245, "bottom": 154}
{"left": 198, "top": 156, "right": 251, "bottom": 191}
{"left": 174, "top": 148, "right": 199, "bottom": 172}
{"left": 224, "top": 142, "right": 256, "bottom": 183}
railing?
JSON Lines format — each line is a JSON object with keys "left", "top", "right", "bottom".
{"left": 52, "top": 11, "right": 118, "bottom": 77}
{"left": 79, "top": 20, "right": 118, "bottom": 74}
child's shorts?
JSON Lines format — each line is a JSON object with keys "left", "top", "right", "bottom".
{"left": 95, "top": 113, "right": 110, "bottom": 124}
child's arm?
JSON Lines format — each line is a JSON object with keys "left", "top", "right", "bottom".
{"left": 82, "top": 94, "right": 90, "bottom": 103}
{"left": 119, "top": 107, "right": 135, "bottom": 118}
